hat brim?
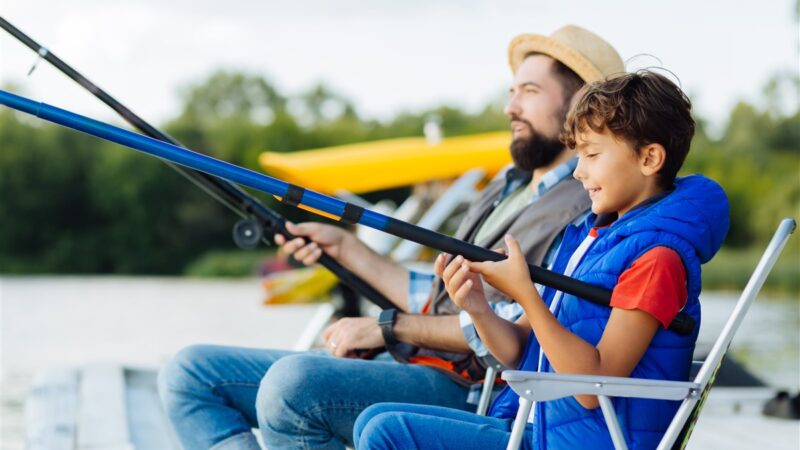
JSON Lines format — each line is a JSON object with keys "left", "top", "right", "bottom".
{"left": 508, "top": 34, "right": 604, "bottom": 83}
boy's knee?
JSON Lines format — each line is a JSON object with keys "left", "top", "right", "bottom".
{"left": 353, "top": 404, "right": 395, "bottom": 446}
{"left": 356, "top": 411, "right": 401, "bottom": 450}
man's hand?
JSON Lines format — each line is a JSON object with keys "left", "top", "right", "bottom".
{"left": 321, "top": 317, "right": 385, "bottom": 358}
{"left": 274, "top": 222, "right": 352, "bottom": 265}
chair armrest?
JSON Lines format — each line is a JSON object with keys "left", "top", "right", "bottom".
{"left": 501, "top": 370, "right": 701, "bottom": 402}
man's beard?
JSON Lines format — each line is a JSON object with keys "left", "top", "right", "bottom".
{"left": 509, "top": 119, "right": 565, "bottom": 171}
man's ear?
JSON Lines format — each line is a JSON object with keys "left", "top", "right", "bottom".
{"left": 566, "top": 88, "right": 584, "bottom": 112}
{"left": 639, "top": 143, "right": 666, "bottom": 176}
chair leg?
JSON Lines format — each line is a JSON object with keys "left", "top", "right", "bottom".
{"left": 598, "top": 395, "right": 628, "bottom": 450}
{"left": 506, "top": 398, "right": 532, "bottom": 450}
{"left": 476, "top": 366, "right": 496, "bottom": 416}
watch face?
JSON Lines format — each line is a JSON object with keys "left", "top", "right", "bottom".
{"left": 379, "top": 308, "right": 397, "bottom": 325}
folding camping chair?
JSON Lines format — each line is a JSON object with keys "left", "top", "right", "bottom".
{"left": 501, "top": 217, "right": 796, "bottom": 450}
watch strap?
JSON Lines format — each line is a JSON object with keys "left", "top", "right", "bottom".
{"left": 378, "top": 308, "right": 399, "bottom": 346}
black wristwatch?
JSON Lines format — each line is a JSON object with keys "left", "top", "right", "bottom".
{"left": 378, "top": 308, "right": 399, "bottom": 346}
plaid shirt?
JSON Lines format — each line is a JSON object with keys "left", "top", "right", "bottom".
{"left": 407, "top": 158, "right": 584, "bottom": 356}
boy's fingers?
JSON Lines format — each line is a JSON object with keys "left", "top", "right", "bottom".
{"left": 504, "top": 234, "right": 523, "bottom": 258}
{"left": 448, "top": 263, "right": 470, "bottom": 291}
{"left": 466, "top": 260, "right": 488, "bottom": 273}
{"left": 434, "top": 254, "right": 446, "bottom": 277}
{"left": 441, "top": 256, "right": 462, "bottom": 282}
{"left": 440, "top": 262, "right": 450, "bottom": 283}
{"left": 454, "top": 279, "right": 473, "bottom": 301}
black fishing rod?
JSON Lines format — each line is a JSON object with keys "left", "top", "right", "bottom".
{"left": 0, "top": 16, "right": 395, "bottom": 311}
{"left": 0, "top": 89, "right": 697, "bottom": 335}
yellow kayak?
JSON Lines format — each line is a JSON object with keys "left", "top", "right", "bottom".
{"left": 259, "top": 131, "right": 511, "bottom": 194}
{"left": 262, "top": 266, "right": 338, "bottom": 305}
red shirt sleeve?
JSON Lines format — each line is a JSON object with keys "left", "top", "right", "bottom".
{"left": 610, "top": 247, "right": 687, "bottom": 328}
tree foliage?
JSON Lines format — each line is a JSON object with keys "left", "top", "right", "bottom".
{"left": 0, "top": 70, "right": 797, "bottom": 274}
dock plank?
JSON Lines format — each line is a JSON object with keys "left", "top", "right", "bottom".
{"left": 25, "top": 368, "right": 78, "bottom": 450}
{"left": 125, "top": 368, "right": 181, "bottom": 449}
{"left": 76, "top": 364, "right": 133, "bottom": 450}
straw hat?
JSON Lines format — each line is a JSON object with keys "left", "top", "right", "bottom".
{"left": 508, "top": 25, "right": 625, "bottom": 82}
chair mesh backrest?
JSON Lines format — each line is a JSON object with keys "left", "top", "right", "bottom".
{"left": 671, "top": 357, "right": 725, "bottom": 450}
{"left": 669, "top": 218, "right": 796, "bottom": 449}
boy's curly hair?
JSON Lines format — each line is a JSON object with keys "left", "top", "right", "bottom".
{"left": 561, "top": 70, "right": 695, "bottom": 189}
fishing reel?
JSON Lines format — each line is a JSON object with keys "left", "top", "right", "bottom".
{"left": 232, "top": 218, "right": 265, "bottom": 249}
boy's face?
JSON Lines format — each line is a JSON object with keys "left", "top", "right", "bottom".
{"left": 573, "top": 127, "right": 660, "bottom": 217}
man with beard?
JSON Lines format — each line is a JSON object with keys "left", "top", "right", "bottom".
{"left": 159, "top": 25, "right": 624, "bottom": 450}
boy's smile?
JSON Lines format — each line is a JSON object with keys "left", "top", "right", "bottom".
{"left": 573, "top": 127, "right": 666, "bottom": 217}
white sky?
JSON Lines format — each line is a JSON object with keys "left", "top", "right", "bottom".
{"left": 1, "top": 0, "right": 798, "bottom": 136}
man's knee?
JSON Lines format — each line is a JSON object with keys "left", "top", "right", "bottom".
{"left": 256, "top": 353, "right": 322, "bottom": 429}
{"left": 157, "top": 344, "right": 215, "bottom": 407}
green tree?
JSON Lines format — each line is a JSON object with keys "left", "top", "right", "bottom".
{"left": 2, "top": 69, "right": 796, "bottom": 279}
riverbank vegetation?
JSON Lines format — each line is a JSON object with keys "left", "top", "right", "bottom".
{"left": 1, "top": 71, "right": 797, "bottom": 295}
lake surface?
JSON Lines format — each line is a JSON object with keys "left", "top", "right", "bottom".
{"left": 1, "top": 277, "right": 798, "bottom": 449}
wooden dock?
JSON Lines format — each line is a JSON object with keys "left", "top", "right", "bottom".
{"left": 25, "top": 365, "right": 178, "bottom": 450}
{"left": 25, "top": 365, "right": 800, "bottom": 450}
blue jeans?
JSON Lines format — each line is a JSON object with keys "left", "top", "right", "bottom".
{"left": 157, "top": 344, "right": 473, "bottom": 450}
{"left": 353, "top": 403, "right": 533, "bottom": 450}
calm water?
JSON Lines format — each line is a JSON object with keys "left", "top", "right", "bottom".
{"left": 1, "top": 277, "right": 798, "bottom": 449}
{"left": 698, "top": 291, "right": 800, "bottom": 390}
{"left": 0, "top": 277, "right": 322, "bottom": 449}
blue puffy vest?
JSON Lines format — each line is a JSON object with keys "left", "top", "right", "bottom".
{"left": 489, "top": 175, "right": 729, "bottom": 450}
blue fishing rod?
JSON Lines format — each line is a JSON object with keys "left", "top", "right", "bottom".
{"left": 0, "top": 16, "right": 395, "bottom": 311}
{"left": 0, "top": 89, "right": 697, "bottom": 335}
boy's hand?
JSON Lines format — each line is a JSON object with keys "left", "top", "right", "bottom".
{"left": 468, "top": 235, "right": 539, "bottom": 304}
{"left": 274, "top": 222, "right": 351, "bottom": 265}
{"left": 435, "top": 253, "right": 491, "bottom": 316}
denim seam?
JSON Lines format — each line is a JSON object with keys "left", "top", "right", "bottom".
{"left": 210, "top": 431, "right": 260, "bottom": 450}
{"left": 163, "top": 380, "right": 260, "bottom": 398}
{"left": 216, "top": 381, "right": 261, "bottom": 389}
{"left": 293, "top": 400, "right": 373, "bottom": 450}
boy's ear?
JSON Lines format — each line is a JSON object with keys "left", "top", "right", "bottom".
{"left": 639, "top": 143, "right": 667, "bottom": 176}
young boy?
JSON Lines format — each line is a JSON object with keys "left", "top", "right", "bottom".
{"left": 352, "top": 71, "right": 730, "bottom": 449}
